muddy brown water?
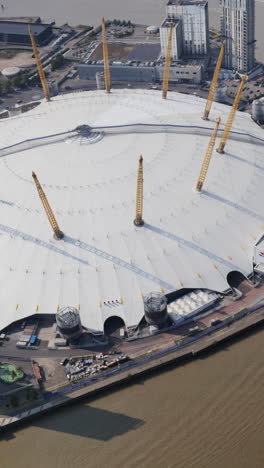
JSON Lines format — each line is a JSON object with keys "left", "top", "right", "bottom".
{"left": 1, "top": 328, "right": 264, "bottom": 468}
{"left": 2, "top": 0, "right": 264, "bottom": 61}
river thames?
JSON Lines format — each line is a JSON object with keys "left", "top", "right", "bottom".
{"left": 0, "top": 0, "right": 264, "bottom": 60}
{"left": 1, "top": 328, "right": 264, "bottom": 468}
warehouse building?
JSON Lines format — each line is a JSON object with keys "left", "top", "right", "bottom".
{"left": 0, "top": 21, "right": 52, "bottom": 46}
{"left": 78, "top": 60, "right": 203, "bottom": 84}
{"left": 78, "top": 42, "right": 204, "bottom": 84}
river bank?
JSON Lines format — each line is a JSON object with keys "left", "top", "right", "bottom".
{"left": 1, "top": 304, "right": 263, "bottom": 435}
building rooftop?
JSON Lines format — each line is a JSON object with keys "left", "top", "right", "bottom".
{"left": 0, "top": 21, "right": 51, "bottom": 37}
{"left": 167, "top": 0, "right": 207, "bottom": 6}
{"left": 86, "top": 42, "right": 160, "bottom": 64}
{"left": 0, "top": 89, "right": 263, "bottom": 333}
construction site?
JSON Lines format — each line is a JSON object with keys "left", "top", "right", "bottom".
{"left": 0, "top": 21, "right": 263, "bottom": 342}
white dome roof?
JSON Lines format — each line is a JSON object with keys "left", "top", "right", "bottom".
{"left": 0, "top": 89, "right": 263, "bottom": 333}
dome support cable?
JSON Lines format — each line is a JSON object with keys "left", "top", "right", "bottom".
{"left": 134, "top": 155, "right": 144, "bottom": 226}
{"left": 162, "top": 22, "right": 173, "bottom": 100}
{"left": 102, "top": 17, "right": 111, "bottom": 93}
{"left": 196, "top": 117, "right": 221, "bottom": 192}
{"left": 32, "top": 171, "right": 64, "bottom": 239}
{"left": 202, "top": 41, "right": 226, "bottom": 121}
{"left": 217, "top": 75, "right": 247, "bottom": 154}
{"left": 28, "top": 26, "right": 50, "bottom": 102}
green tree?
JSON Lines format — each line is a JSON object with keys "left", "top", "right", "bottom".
{"left": 51, "top": 54, "right": 65, "bottom": 71}
{"left": 4, "top": 80, "right": 12, "bottom": 92}
{"left": 30, "top": 74, "right": 40, "bottom": 85}
{"left": 11, "top": 75, "right": 22, "bottom": 88}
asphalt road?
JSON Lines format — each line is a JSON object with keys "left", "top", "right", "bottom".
{"left": 0, "top": 87, "right": 44, "bottom": 113}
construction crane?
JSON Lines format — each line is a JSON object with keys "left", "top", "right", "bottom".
{"left": 134, "top": 155, "right": 144, "bottom": 226}
{"left": 32, "top": 172, "right": 64, "bottom": 239}
{"left": 102, "top": 17, "right": 111, "bottom": 93}
{"left": 162, "top": 22, "right": 173, "bottom": 100}
{"left": 217, "top": 74, "right": 247, "bottom": 153}
{"left": 28, "top": 26, "right": 50, "bottom": 101}
{"left": 202, "top": 40, "right": 225, "bottom": 120}
{"left": 196, "top": 117, "right": 221, "bottom": 192}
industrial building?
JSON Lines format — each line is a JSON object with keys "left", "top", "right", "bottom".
{"left": 0, "top": 21, "right": 52, "bottom": 46}
{"left": 78, "top": 58, "right": 203, "bottom": 84}
{"left": 0, "top": 88, "right": 263, "bottom": 335}
{"left": 165, "top": 0, "right": 209, "bottom": 56}
{"left": 78, "top": 42, "right": 205, "bottom": 84}
{"left": 220, "top": 0, "right": 255, "bottom": 72}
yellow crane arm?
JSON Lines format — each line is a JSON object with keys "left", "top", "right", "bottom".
{"left": 196, "top": 117, "right": 221, "bottom": 192}
{"left": 162, "top": 22, "right": 173, "bottom": 100}
{"left": 28, "top": 26, "right": 50, "bottom": 101}
{"left": 32, "top": 171, "right": 64, "bottom": 239}
{"left": 217, "top": 75, "right": 247, "bottom": 153}
{"left": 202, "top": 41, "right": 226, "bottom": 120}
{"left": 134, "top": 155, "right": 144, "bottom": 226}
{"left": 102, "top": 18, "right": 111, "bottom": 93}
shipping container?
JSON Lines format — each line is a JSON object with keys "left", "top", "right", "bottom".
{"left": 33, "top": 362, "right": 42, "bottom": 381}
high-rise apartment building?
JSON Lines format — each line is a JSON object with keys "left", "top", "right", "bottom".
{"left": 220, "top": 0, "right": 255, "bottom": 72}
{"left": 160, "top": 18, "right": 183, "bottom": 59}
{"left": 165, "top": 0, "right": 209, "bottom": 56}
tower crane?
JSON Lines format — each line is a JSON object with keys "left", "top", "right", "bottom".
{"left": 202, "top": 40, "right": 225, "bottom": 120}
{"left": 196, "top": 117, "right": 221, "bottom": 192}
{"left": 134, "top": 155, "right": 144, "bottom": 226}
{"left": 162, "top": 22, "right": 173, "bottom": 100}
{"left": 28, "top": 26, "right": 50, "bottom": 101}
{"left": 32, "top": 172, "right": 64, "bottom": 239}
{"left": 217, "top": 75, "right": 247, "bottom": 153}
{"left": 102, "top": 17, "right": 111, "bottom": 93}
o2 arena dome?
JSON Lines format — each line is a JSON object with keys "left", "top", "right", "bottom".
{"left": 0, "top": 89, "right": 263, "bottom": 334}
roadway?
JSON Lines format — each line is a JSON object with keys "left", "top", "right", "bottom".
{"left": 0, "top": 87, "right": 44, "bottom": 113}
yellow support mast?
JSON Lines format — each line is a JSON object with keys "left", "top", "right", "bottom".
{"left": 134, "top": 155, "right": 144, "bottom": 226}
{"left": 162, "top": 22, "right": 173, "bottom": 100}
{"left": 196, "top": 117, "right": 221, "bottom": 192}
{"left": 102, "top": 17, "right": 111, "bottom": 93}
{"left": 32, "top": 171, "right": 64, "bottom": 239}
{"left": 202, "top": 41, "right": 225, "bottom": 120}
{"left": 217, "top": 75, "right": 247, "bottom": 153}
{"left": 28, "top": 26, "right": 50, "bottom": 101}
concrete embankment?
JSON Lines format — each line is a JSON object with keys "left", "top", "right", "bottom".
{"left": 1, "top": 307, "right": 264, "bottom": 434}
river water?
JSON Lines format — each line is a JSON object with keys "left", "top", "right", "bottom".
{"left": 1, "top": 0, "right": 264, "bottom": 60}
{"left": 1, "top": 328, "right": 264, "bottom": 468}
